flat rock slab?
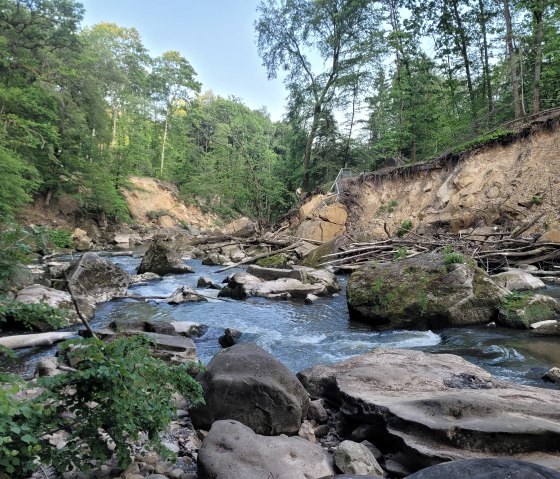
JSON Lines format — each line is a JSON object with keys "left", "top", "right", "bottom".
{"left": 141, "top": 332, "right": 196, "bottom": 353}
{"left": 298, "top": 349, "right": 560, "bottom": 471}
{"left": 198, "top": 420, "right": 335, "bottom": 479}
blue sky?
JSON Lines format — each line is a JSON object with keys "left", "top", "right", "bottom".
{"left": 80, "top": 0, "right": 287, "bottom": 121}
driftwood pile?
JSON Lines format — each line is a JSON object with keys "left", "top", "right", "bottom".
{"left": 320, "top": 231, "right": 560, "bottom": 276}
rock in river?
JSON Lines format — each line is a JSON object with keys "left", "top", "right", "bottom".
{"left": 298, "top": 348, "right": 560, "bottom": 473}
{"left": 190, "top": 343, "right": 309, "bottom": 435}
{"left": 346, "top": 252, "right": 505, "bottom": 329}
{"left": 137, "top": 239, "right": 194, "bottom": 275}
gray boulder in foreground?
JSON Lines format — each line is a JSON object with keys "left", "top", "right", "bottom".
{"left": 190, "top": 343, "right": 309, "bottom": 435}
{"left": 197, "top": 420, "right": 335, "bottom": 479}
{"left": 298, "top": 349, "right": 560, "bottom": 473}
{"left": 405, "top": 458, "right": 560, "bottom": 478}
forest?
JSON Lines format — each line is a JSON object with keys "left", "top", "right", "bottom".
{"left": 1, "top": 0, "right": 560, "bottom": 227}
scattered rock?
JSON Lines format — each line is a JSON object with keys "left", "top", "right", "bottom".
{"left": 308, "top": 399, "right": 329, "bottom": 423}
{"left": 190, "top": 343, "right": 310, "bottom": 435}
{"left": 138, "top": 239, "right": 194, "bottom": 276}
{"left": 223, "top": 217, "right": 256, "bottom": 238}
{"left": 170, "top": 321, "right": 207, "bottom": 337}
{"left": 334, "top": 440, "right": 384, "bottom": 476}
{"left": 499, "top": 294, "right": 560, "bottom": 328}
{"left": 492, "top": 269, "right": 546, "bottom": 291}
{"left": 197, "top": 420, "right": 335, "bottom": 479}
{"left": 130, "top": 272, "right": 162, "bottom": 284}
{"left": 305, "top": 293, "right": 319, "bottom": 304}
{"left": 217, "top": 328, "right": 242, "bottom": 347}
{"left": 543, "top": 367, "right": 560, "bottom": 384}
{"left": 298, "top": 420, "right": 316, "bottom": 442}
{"left": 166, "top": 286, "right": 208, "bottom": 304}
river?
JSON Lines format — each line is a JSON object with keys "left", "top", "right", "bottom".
{"left": 3, "top": 253, "right": 560, "bottom": 389}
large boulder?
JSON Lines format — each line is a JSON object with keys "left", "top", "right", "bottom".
{"left": 224, "top": 217, "right": 256, "bottom": 238}
{"left": 66, "top": 252, "right": 130, "bottom": 303}
{"left": 137, "top": 239, "right": 194, "bottom": 275}
{"left": 334, "top": 440, "right": 384, "bottom": 476}
{"left": 406, "top": 458, "right": 560, "bottom": 479}
{"left": 298, "top": 349, "right": 560, "bottom": 473}
{"left": 346, "top": 253, "right": 505, "bottom": 329}
{"left": 190, "top": 343, "right": 310, "bottom": 435}
{"left": 198, "top": 420, "right": 335, "bottom": 479}
{"left": 14, "top": 284, "right": 95, "bottom": 326}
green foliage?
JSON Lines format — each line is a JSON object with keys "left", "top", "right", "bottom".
{"left": 377, "top": 200, "right": 398, "bottom": 215}
{"left": 499, "top": 291, "right": 555, "bottom": 328}
{"left": 47, "top": 228, "right": 74, "bottom": 249}
{"left": 396, "top": 219, "right": 413, "bottom": 237}
{"left": 256, "top": 254, "right": 288, "bottom": 268}
{"left": 443, "top": 252, "right": 465, "bottom": 265}
{"left": 393, "top": 247, "right": 410, "bottom": 261}
{"left": 451, "top": 129, "right": 516, "bottom": 155}
{"left": 0, "top": 336, "right": 204, "bottom": 477}
{"left": 0, "top": 221, "right": 32, "bottom": 290}
{"left": 0, "top": 301, "right": 66, "bottom": 331}
{"left": 531, "top": 194, "right": 544, "bottom": 205}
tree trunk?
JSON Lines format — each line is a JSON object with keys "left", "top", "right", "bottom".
{"left": 303, "top": 103, "right": 321, "bottom": 192}
{"left": 451, "top": 0, "right": 475, "bottom": 120}
{"left": 532, "top": 1, "right": 544, "bottom": 113}
{"left": 160, "top": 109, "right": 169, "bottom": 177}
{"left": 478, "top": 0, "right": 493, "bottom": 115}
{"left": 503, "top": 0, "right": 522, "bottom": 119}
{"left": 0, "top": 332, "right": 75, "bottom": 350}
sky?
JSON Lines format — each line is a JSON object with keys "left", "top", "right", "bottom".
{"left": 80, "top": 0, "right": 287, "bottom": 121}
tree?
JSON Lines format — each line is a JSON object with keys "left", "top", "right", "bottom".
{"left": 256, "top": 0, "right": 382, "bottom": 191}
{"left": 503, "top": 0, "right": 523, "bottom": 119}
{"left": 151, "top": 51, "right": 201, "bottom": 177}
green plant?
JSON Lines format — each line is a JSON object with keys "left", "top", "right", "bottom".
{"left": 393, "top": 247, "right": 409, "bottom": 261}
{"left": 443, "top": 252, "right": 465, "bottom": 265}
{"left": 377, "top": 199, "right": 398, "bottom": 215}
{"left": 0, "top": 301, "right": 66, "bottom": 331}
{"left": 396, "top": 219, "right": 413, "bottom": 237}
{"left": 47, "top": 229, "right": 74, "bottom": 249}
{"left": 146, "top": 209, "right": 174, "bottom": 221}
{"left": 531, "top": 194, "right": 544, "bottom": 205}
{"left": 0, "top": 220, "right": 33, "bottom": 289}
{"left": 441, "top": 245, "right": 454, "bottom": 255}
{"left": 0, "top": 336, "right": 204, "bottom": 477}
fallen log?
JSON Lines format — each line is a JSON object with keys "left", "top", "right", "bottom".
{"left": 0, "top": 332, "right": 75, "bottom": 350}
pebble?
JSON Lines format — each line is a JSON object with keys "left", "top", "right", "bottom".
{"left": 168, "top": 469, "right": 184, "bottom": 479}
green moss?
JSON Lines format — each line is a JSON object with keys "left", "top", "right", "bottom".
{"left": 499, "top": 291, "right": 555, "bottom": 328}
{"left": 376, "top": 199, "right": 398, "bottom": 215}
{"left": 444, "top": 252, "right": 464, "bottom": 265}
{"left": 451, "top": 128, "right": 516, "bottom": 155}
{"left": 256, "top": 254, "right": 288, "bottom": 268}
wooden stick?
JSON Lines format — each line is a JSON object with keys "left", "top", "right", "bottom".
{"left": 63, "top": 272, "right": 98, "bottom": 340}
{"left": 510, "top": 213, "right": 544, "bottom": 239}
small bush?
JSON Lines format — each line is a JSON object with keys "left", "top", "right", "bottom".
{"left": 0, "top": 301, "right": 66, "bottom": 331}
{"left": 531, "top": 194, "right": 544, "bottom": 205}
{"left": 444, "top": 252, "right": 465, "bottom": 265}
{"left": 0, "top": 335, "right": 205, "bottom": 477}
{"left": 377, "top": 199, "right": 398, "bottom": 215}
{"left": 396, "top": 219, "right": 413, "bottom": 237}
{"left": 0, "top": 221, "right": 32, "bottom": 289}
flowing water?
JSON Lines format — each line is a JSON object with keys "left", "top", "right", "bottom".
{"left": 3, "top": 253, "right": 560, "bottom": 390}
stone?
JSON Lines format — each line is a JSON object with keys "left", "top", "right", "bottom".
{"left": 298, "top": 420, "right": 316, "bottom": 442}
{"left": 130, "top": 272, "right": 161, "bottom": 284}
{"left": 298, "top": 349, "right": 560, "bottom": 472}
{"left": 299, "top": 195, "right": 327, "bottom": 221}
{"left": 297, "top": 219, "right": 345, "bottom": 242}
{"left": 141, "top": 332, "right": 198, "bottom": 363}
{"left": 166, "top": 286, "right": 208, "bottom": 304}
{"left": 15, "top": 283, "right": 95, "bottom": 326}
{"left": 305, "top": 293, "right": 319, "bottom": 304}
{"left": 71, "top": 228, "right": 93, "bottom": 251}
{"left": 347, "top": 253, "right": 506, "bottom": 329}
{"left": 168, "top": 469, "right": 184, "bottom": 479}
{"left": 144, "top": 475, "right": 169, "bottom": 479}
{"left": 308, "top": 399, "right": 328, "bottom": 423}
{"left": 406, "top": 458, "right": 560, "bottom": 478}
{"left": 35, "top": 357, "right": 62, "bottom": 377}
{"left": 222, "top": 244, "right": 246, "bottom": 262}
{"left": 499, "top": 294, "right": 560, "bottom": 328}
{"left": 217, "top": 328, "right": 241, "bottom": 348}
{"left": 543, "top": 367, "right": 560, "bottom": 384}
{"left": 317, "top": 202, "right": 348, "bottom": 225}
{"left": 197, "top": 276, "right": 214, "bottom": 288}
{"left": 145, "top": 320, "right": 176, "bottom": 335}
{"left": 492, "top": 269, "right": 546, "bottom": 291}
{"left": 190, "top": 343, "right": 309, "bottom": 435}
{"left": 224, "top": 217, "right": 256, "bottom": 238}
{"left": 66, "top": 252, "right": 130, "bottom": 304}
{"left": 334, "top": 440, "right": 384, "bottom": 476}
{"left": 201, "top": 253, "right": 229, "bottom": 266}
{"left": 137, "top": 239, "right": 194, "bottom": 275}
{"left": 170, "top": 321, "right": 207, "bottom": 337}
{"left": 158, "top": 215, "right": 176, "bottom": 228}
{"left": 197, "top": 420, "right": 335, "bottom": 479}
{"left": 113, "top": 233, "right": 132, "bottom": 244}
{"left": 538, "top": 230, "right": 560, "bottom": 244}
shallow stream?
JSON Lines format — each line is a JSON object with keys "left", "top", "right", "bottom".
{"left": 3, "top": 253, "right": 560, "bottom": 389}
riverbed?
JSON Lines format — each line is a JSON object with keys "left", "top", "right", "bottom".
{"left": 3, "top": 253, "right": 560, "bottom": 389}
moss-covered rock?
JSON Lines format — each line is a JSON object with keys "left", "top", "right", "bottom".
{"left": 256, "top": 254, "right": 288, "bottom": 268}
{"left": 498, "top": 292, "right": 560, "bottom": 328}
{"left": 346, "top": 253, "right": 505, "bottom": 329}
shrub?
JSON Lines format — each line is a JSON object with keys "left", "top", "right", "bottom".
{"left": 0, "top": 221, "right": 32, "bottom": 289}
{"left": 393, "top": 247, "right": 409, "bottom": 261}
{"left": 377, "top": 199, "right": 398, "bottom": 215}
{"left": 0, "top": 335, "right": 205, "bottom": 477}
{"left": 531, "top": 194, "right": 544, "bottom": 205}
{"left": 0, "top": 301, "right": 66, "bottom": 331}
{"left": 396, "top": 219, "right": 413, "bottom": 237}
{"left": 444, "top": 252, "right": 465, "bottom": 265}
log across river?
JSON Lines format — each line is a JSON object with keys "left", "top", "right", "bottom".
{"left": 2, "top": 254, "right": 560, "bottom": 389}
